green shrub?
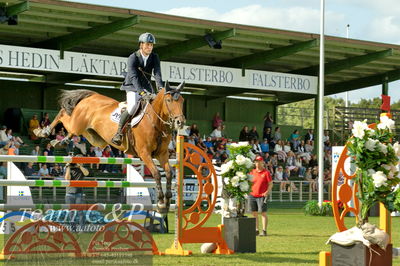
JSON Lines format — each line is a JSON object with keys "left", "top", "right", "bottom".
{"left": 303, "top": 200, "right": 333, "bottom": 216}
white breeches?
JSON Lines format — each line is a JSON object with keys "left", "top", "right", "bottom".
{"left": 126, "top": 91, "right": 140, "bottom": 115}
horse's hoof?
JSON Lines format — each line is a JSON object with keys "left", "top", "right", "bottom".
{"left": 33, "top": 128, "right": 44, "bottom": 137}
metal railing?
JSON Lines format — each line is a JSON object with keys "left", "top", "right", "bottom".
{"left": 268, "top": 180, "right": 331, "bottom": 202}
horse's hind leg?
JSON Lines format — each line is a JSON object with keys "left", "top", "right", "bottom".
{"left": 138, "top": 153, "right": 166, "bottom": 212}
{"left": 157, "top": 151, "right": 173, "bottom": 209}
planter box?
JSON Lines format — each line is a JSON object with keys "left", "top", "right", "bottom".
{"left": 331, "top": 242, "right": 392, "bottom": 266}
{"left": 223, "top": 217, "right": 256, "bottom": 253}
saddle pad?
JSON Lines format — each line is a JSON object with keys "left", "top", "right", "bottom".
{"left": 110, "top": 103, "right": 148, "bottom": 127}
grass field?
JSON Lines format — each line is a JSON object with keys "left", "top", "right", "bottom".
{"left": 1, "top": 209, "right": 399, "bottom": 265}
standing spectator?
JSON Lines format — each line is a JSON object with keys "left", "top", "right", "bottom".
{"left": 28, "top": 114, "right": 40, "bottom": 140}
{"left": 40, "top": 112, "right": 51, "bottom": 128}
{"left": 263, "top": 112, "right": 273, "bottom": 132}
{"left": 304, "top": 129, "right": 314, "bottom": 142}
{"left": 38, "top": 164, "right": 50, "bottom": 177}
{"left": 0, "top": 126, "right": 9, "bottom": 147}
{"left": 32, "top": 145, "right": 41, "bottom": 156}
{"left": 248, "top": 126, "right": 259, "bottom": 141}
{"left": 212, "top": 112, "right": 223, "bottom": 129}
{"left": 249, "top": 156, "right": 273, "bottom": 237}
{"left": 65, "top": 162, "right": 89, "bottom": 232}
{"left": 239, "top": 126, "right": 250, "bottom": 142}
{"left": 210, "top": 125, "right": 222, "bottom": 140}
{"left": 24, "top": 162, "right": 37, "bottom": 176}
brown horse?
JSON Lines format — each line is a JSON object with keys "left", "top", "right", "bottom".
{"left": 35, "top": 82, "right": 185, "bottom": 212}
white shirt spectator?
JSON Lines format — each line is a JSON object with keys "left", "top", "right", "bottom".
{"left": 210, "top": 128, "right": 222, "bottom": 138}
{"left": 253, "top": 143, "right": 262, "bottom": 154}
{"left": 275, "top": 170, "right": 284, "bottom": 181}
{"left": 38, "top": 167, "right": 49, "bottom": 176}
{"left": 283, "top": 145, "right": 291, "bottom": 153}
{"left": 0, "top": 129, "right": 8, "bottom": 143}
{"left": 274, "top": 144, "right": 283, "bottom": 152}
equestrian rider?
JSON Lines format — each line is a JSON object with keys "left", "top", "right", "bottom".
{"left": 112, "top": 32, "right": 163, "bottom": 145}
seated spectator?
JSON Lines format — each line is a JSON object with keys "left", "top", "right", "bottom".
{"left": 8, "top": 142, "right": 20, "bottom": 155}
{"left": 38, "top": 164, "right": 50, "bottom": 177}
{"left": 295, "top": 155, "right": 306, "bottom": 178}
{"left": 260, "top": 139, "right": 269, "bottom": 154}
{"left": 252, "top": 139, "right": 262, "bottom": 155}
{"left": 188, "top": 135, "right": 196, "bottom": 145}
{"left": 101, "top": 146, "right": 114, "bottom": 173}
{"left": 221, "top": 124, "right": 228, "bottom": 139}
{"left": 305, "top": 167, "right": 317, "bottom": 192}
{"left": 0, "top": 142, "right": 11, "bottom": 155}
{"left": 210, "top": 125, "right": 223, "bottom": 140}
{"left": 6, "top": 129, "right": 25, "bottom": 146}
{"left": 283, "top": 140, "right": 291, "bottom": 153}
{"left": 0, "top": 125, "right": 9, "bottom": 147}
{"left": 239, "top": 126, "right": 250, "bottom": 142}
{"left": 297, "top": 140, "right": 306, "bottom": 153}
{"left": 273, "top": 127, "right": 281, "bottom": 143}
{"left": 274, "top": 140, "right": 287, "bottom": 161}
{"left": 285, "top": 151, "right": 298, "bottom": 173}
{"left": 304, "top": 129, "right": 314, "bottom": 142}
{"left": 248, "top": 126, "right": 259, "bottom": 141}
{"left": 263, "top": 127, "right": 272, "bottom": 142}
{"left": 189, "top": 123, "right": 200, "bottom": 141}
{"left": 40, "top": 112, "right": 51, "bottom": 128}
{"left": 93, "top": 146, "right": 103, "bottom": 169}
{"left": 24, "top": 162, "right": 37, "bottom": 176}
{"left": 305, "top": 140, "right": 313, "bottom": 154}
{"left": 289, "top": 130, "right": 300, "bottom": 151}
{"left": 55, "top": 128, "right": 65, "bottom": 141}
{"left": 323, "top": 131, "right": 330, "bottom": 144}
{"left": 43, "top": 143, "right": 54, "bottom": 156}
{"left": 69, "top": 136, "right": 86, "bottom": 155}
{"left": 196, "top": 138, "right": 207, "bottom": 153}
{"left": 263, "top": 152, "right": 271, "bottom": 163}
{"left": 212, "top": 112, "right": 223, "bottom": 129}
{"left": 283, "top": 166, "right": 298, "bottom": 192}
{"left": 308, "top": 154, "right": 318, "bottom": 168}
{"left": 51, "top": 164, "right": 63, "bottom": 177}
{"left": 28, "top": 114, "right": 40, "bottom": 140}
{"left": 270, "top": 154, "right": 278, "bottom": 171}
{"left": 32, "top": 145, "right": 41, "bottom": 156}
{"left": 274, "top": 166, "right": 287, "bottom": 192}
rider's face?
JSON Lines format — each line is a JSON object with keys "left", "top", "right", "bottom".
{"left": 140, "top": 42, "right": 154, "bottom": 56}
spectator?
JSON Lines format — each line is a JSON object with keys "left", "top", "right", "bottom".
{"left": 283, "top": 140, "right": 291, "bottom": 153}
{"left": 210, "top": 125, "right": 223, "bottom": 140}
{"left": 0, "top": 125, "right": 9, "bottom": 147}
{"left": 295, "top": 155, "right": 306, "bottom": 178}
{"left": 274, "top": 165, "right": 287, "bottom": 192}
{"left": 189, "top": 123, "right": 200, "bottom": 140}
{"left": 65, "top": 161, "right": 89, "bottom": 232}
{"left": 260, "top": 139, "right": 269, "bottom": 154}
{"left": 24, "top": 162, "right": 37, "bottom": 176}
{"left": 239, "top": 126, "right": 250, "bottom": 141}
{"left": 252, "top": 139, "right": 262, "bottom": 155}
{"left": 40, "top": 112, "right": 51, "bottom": 128}
{"left": 270, "top": 154, "right": 278, "bottom": 170}
{"left": 6, "top": 128, "right": 25, "bottom": 146}
{"left": 274, "top": 140, "right": 287, "bottom": 161}
{"left": 285, "top": 151, "right": 298, "bottom": 174}
{"left": 0, "top": 162, "right": 6, "bottom": 177}
{"left": 304, "top": 129, "right": 314, "bottom": 142}
{"left": 196, "top": 138, "right": 207, "bottom": 153}
{"left": 38, "top": 164, "right": 50, "bottom": 177}
{"left": 32, "top": 145, "right": 41, "bottom": 156}
{"left": 248, "top": 126, "right": 259, "bottom": 141}
{"left": 289, "top": 130, "right": 300, "bottom": 151}
{"left": 297, "top": 140, "right": 306, "bottom": 154}
{"left": 212, "top": 112, "right": 223, "bottom": 129}
{"left": 101, "top": 146, "right": 113, "bottom": 173}
{"left": 51, "top": 164, "right": 63, "bottom": 177}
{"left": 188, "top": 135, "right": 196, "bottom": 145}
{"left": 305, "top": 140, "right": 314, "bottom": 154}
{"left": 323, "top": 131, "right": 330, "bottom": 144}
{"left": 263, "top": 127, "right": 272, "bottom": 142}
{"left": 204, "top": 137, "right": 214, "bottom": 152}
{"left": 8, "top": 142, "right": 20, "bottom": 155}
{"left": 308, "top": 154, "right": 318, "bottom": 168}
{"left": 273, "top": 127, "right": 281, "bottom": 143}
{"left": 283, "top": 166, "right": 298, "bottom": 192}
{"left": 305, "top": 167, "right": 317, "bottom": 192}
{"left": 0, "top": 142, "right": 11, "bottom": 155}
{"left": 263, "top": 112, "right": 273, "bottom": 132}
{"left": 249, "top": 156, "right": 273, "bottom": 237}
{"left": 55, "top": 129, "right": 65, "bottom": 141}
{"left": 28, "top": 114, "right": 40, "bottom": 140}
{"left": 221, "top": 124, "right": 228, "bottom": 139}
{"left": 43, "top": 143, "right": 54, "bottom": 156}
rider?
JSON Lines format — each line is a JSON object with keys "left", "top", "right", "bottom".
{"left": 112, "top": 32, "right": 163, "bottom": 146}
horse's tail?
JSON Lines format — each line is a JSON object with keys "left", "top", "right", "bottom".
{"left": 58, "top": 89, "right": 97, "bottom": 115}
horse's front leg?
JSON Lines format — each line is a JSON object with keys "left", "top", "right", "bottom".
{"left": 139, "top": 154, "right": 165, "bottom": 213}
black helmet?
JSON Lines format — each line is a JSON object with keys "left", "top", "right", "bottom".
{"left": 138, "top": 32, "right": 156, "bottom": 44}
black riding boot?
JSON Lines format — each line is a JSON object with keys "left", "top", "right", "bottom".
{"left": 111, "top": 110, "right": 130, "bottom": 145}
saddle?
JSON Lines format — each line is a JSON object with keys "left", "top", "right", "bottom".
{"left": 118, "top": 99, "right": 149, "bottom": 128}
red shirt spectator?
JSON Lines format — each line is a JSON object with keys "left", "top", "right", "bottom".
{"left": 250, "top": 158, "right": 272, "bottom": 197}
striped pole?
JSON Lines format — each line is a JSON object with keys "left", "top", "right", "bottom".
{"left": 0, "top": 203, "right": 176, "bottom": 211}
{"left": 0, "top": 155, "right": 177, "bottom": 165}
{"left": 0, "top": 179, "right": 176, "bottom": 188}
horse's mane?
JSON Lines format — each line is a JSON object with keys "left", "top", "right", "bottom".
{"left": 59, "top": 89, "right": 97, "bottom": 115}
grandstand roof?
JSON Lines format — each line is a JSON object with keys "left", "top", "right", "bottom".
{"left": 1, "top": 0, "right": 400, "bottom": 103}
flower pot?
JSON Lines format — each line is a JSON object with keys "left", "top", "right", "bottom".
{"left": 331, "top": 242, "right": 392, "bottom": 266}
{"left": 223, "top": 217, "right": 256, "bottom": 253}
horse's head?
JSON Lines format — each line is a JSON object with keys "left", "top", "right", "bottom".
{"left": 163, "top": 81, "right": 186, "bottom": 130}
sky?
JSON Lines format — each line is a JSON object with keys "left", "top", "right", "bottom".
{"left": 65, "top": 0, "right": 400, "bottom": 103}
